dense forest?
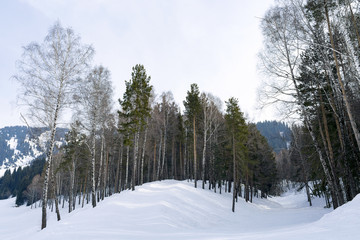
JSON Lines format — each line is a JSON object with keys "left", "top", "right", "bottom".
{"left": 10, "top": 22, "right": 278, "bottom": 229}
{"left": 259, "top": 0, "right": 360, "bottom": 209}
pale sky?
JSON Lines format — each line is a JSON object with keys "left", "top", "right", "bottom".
{"left": 0, "top": 0, "right": 275, "bottom": 128}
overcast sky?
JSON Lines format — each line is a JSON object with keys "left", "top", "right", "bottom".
{"left": 0, "top": 0, "right": 275, "bottom": 128}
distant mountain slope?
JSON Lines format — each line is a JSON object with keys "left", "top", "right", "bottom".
{"left": 0, "top": 126, "right": 67, "bottom": 176}
{"left": 256, "top": 121, "right": 292, "bottom": 153}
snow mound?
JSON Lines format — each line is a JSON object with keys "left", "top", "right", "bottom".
{"left": 1, "top": 180, "right": 359, "bottom": 240}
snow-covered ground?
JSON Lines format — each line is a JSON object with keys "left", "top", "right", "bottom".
{"left": 1, "top": 180, "right": 359, "bottom": 240}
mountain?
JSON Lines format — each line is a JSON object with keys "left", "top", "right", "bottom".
{"left": 256, "top": 120, "right": 292, "bottom": 153}
{"left": 0, "top": 126, "right": 67, "bottom": 177}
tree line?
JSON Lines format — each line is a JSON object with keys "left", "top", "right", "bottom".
{"left": 14, "top": 22, "right": 277, "bottom": 229}
{"left": 259, "top": 0, "right": 360, "bottom": 209}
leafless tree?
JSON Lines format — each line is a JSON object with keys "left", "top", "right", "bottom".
{"left": 73, "top": 65, "right": 113, "bottom": 208}
{"left": 14, "top": 21, "right": 94, "bottom": 229}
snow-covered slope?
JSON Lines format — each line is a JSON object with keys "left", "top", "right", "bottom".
{"left": 0, "top": 126, "right": 67, "bottom": 177}
{"left": 3, "top": 180, "right": 359, "bottom": 240}
{"left": 0, "top": 180, "right": 357, "bottom": 239}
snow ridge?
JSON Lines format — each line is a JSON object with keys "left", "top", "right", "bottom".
{"left": 3, "top": 180, "right": 358, "bottom": 240}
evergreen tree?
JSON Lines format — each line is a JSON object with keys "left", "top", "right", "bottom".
{"left": 119, "top": 64, "right": 153, "bottom": 191}
{"left": 225, "top": 97, "right": 248, "bottom": 212}
{"left": 183, "top": 83, "right": 202, "bottom": 188}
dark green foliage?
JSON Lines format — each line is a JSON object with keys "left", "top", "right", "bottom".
{"left": 183, "top": 84, "right": 202, "bottom": 122}
{"left": 119, "top": 64, "right": 153, "bottom": 137}
{"left": 256, "top": 121, "right": 292, "bottom": 153}
{"left": 0, "top": 158, "right": 45, "bottom": 205}
{"left": 247, "top": 124, "right": 278, "bottom": 196}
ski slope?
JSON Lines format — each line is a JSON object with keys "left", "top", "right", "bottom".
{"left": 1, "top": 180, "right": 359, "bottom": 240}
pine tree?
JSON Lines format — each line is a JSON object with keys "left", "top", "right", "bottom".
{"left": 183, "top": 84, "right": 202, "bottom": 188}
{"left": 225, "top": 97, "right": 248, "bottom": 212}
{"left": 119, "top": 64, "right": 152, "bottom": 191}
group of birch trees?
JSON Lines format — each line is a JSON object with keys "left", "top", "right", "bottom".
{"left": 259, "top": 0, "right": 360, "bottom": 209}
{"left": 15, "top": 22, "right": 278, "bottom": 229}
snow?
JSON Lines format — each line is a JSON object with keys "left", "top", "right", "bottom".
{"left": 1, "top": 180, "right": 359, "bottom": 240}
{"left": 6, "top": 137, "right": 20, "bottom": 156}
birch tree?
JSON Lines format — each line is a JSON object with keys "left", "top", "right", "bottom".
{"left": 74, "top": 65, "right": 113, "bottom": 208}
{"left": 14, "top": 22, "right": 94, "bottom": 229}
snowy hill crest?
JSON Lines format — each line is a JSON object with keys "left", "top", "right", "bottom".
{"left": 0, "top": 126, "right": 67, "bottom": 176}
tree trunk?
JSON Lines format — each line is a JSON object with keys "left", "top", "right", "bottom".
{"left": 125, "top": 145, "right": 130, "bottom": 189}
{"left": 41, "top": 117, "right": 59, "bottom": 229}
{"left": 153, "top": 142, "right": 156, "bottom": 181}
{"left": 232, "top": 134, "right": 236, "bottom": 212}
{"left": 140, "top": 125, "right": 148, "bottom": 185}
{"left": 161, "top": 125, "right": 167, "bottom": 179}
{"left": 179, "top": 142, "right": 183, "bottom": 180}
{"left": 115, "top": 139, "right": 123, "bottom": 193}
{"left": 193, "top": 117, "right": 197, "bottom": 188}
{"left": 69, "top": 159, "right": 75, "bottom": 213}
{"left": 157, "top": 131, "right": 162, "bottom": 181}
{"left": 82, "top": 173, "right": 87, "bottom": 208}
{"left": 202, "top": 112, "right": 207, "bottom": 189}
{"left": 97, "top": 131, "right": 105, "bottom": 202}
{"left": 102, "top": 150, "right": 109, "bottom": 200}
{"left": 51, "top": 166, "right": 61, "bottom": 221}
{"left": 132, "top": 130, "right": 140, "bottom": 191}
{"left": 324, "top": 0, "right": 360, "bottom": 153}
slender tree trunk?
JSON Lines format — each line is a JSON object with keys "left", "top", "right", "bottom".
{"left": 232, "top": 134, "right": 236, "bottom": 212}
{"left": 157, "top": 131, "right": 162, "bottom": 180}
{"left": 102, "top": 150, "right": 109, "bottom": 200}
{"left": 179, "top": 142, "right": 183, "bottom": 180}
{"left": 97, "top": 131, "right": 105, "bottom": 201}
{"left": 82, "top": 173, "right": 87, "bottom": 208}
{"left": 115, "top": 139, "right": 123, "bottom": 193}
{"left": 184, "top": 131, "right": 188, "bottom": 180}
{"left": 172, "top": 138, "right": 176, "bottom": 179}
{"left": 51, "top": 166, "right": 61, "bottom": 221}
{"left": 347, "top": 0, "right": 360, "bottom": 49}
{"left": 193, "top": 117, "right": 197, "bottom": 188}
{"left": 140, "top": 125, "right": 148, "bottom": 185}
{"left": 324, "top": 0, "right": 360, "bottom": 152}
{"left": 69, "top": 159, "right": 75, "bottom": 213}
{"left": 161, "top": 126, "right": 167, "bottom": 179}
{"left": 202, "top": 113, "right": 207, "bottom": 189}
{"left": 132, "top": 130, "right": 140, "bottom": 191}
{"left": 91, "top": 130, "right": 97, "bottom": 208}
{"left": 125, "top": 145, "right": 130, "bottom": 189}
{"left": 319, "top": 90, "right": 345, "bottom": 205}
{"left": 153, "top": 142, "right": 156, "bottom": 181}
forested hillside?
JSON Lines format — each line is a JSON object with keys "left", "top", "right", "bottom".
{"left": 256, "top": 121, "right": 292, "bottom": 153}
{"left": 0, "top": 158, "right": 45, "bottom": 205}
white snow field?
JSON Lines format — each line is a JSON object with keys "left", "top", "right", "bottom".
{"left": 1, "top": 180, "right": 359, "bottom": 240}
